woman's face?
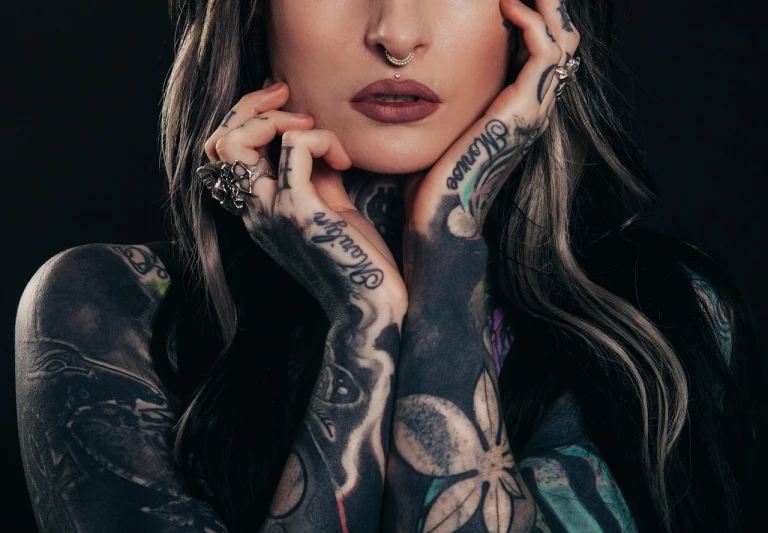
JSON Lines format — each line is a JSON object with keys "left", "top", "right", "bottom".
{"left": 266, "top": 0, "right": 514, "bottom": 175}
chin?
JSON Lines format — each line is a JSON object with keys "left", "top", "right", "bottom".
{"left": 342, "top": 134, "right": 447, "bottom": 175}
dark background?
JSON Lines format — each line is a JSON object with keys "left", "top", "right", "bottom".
{"left": 4, "top": 0, "right": 766, "bottom": 530}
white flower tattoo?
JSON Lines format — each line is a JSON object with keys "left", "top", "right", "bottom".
{"left": 393, "top": 370, "right": 523, "bottom": 533}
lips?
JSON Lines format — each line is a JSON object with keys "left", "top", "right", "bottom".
{"left": 351, "top": 79, "right": 441, "bottom": 103}
{"left": 350, "top": 79, "right": 441, "bottom": 123}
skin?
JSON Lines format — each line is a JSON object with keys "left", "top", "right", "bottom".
{"left": 16, "top": 0, "right": 640, "bottom": 531}
{"left": 266, "top": 0, "right": 512, "bottom": 176}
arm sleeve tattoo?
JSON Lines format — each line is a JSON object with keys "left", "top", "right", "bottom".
{"left": 382, "top": 202, "right": 537, "bottom": 533}
{"left": 259, "top": 285, "right": 403, "bottom": 533}
{"left": 15, "top": 244, "right": 226, "bottom": 532}
{"left": 381, "top": 195, "right": 641, "bottom": 533}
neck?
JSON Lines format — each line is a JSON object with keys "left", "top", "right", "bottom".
{"left": 342, "top": 168, "right": 408, "bottom": 271}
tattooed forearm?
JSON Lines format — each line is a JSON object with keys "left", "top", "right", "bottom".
{"left": 382, "top": 197, "right": 536, "bottom": 532}
{"left": 261, "top": 296, "right": 403, "bottom": 533}
{"left": 250, "top": 205, "right": 405, "bottom": 532}
{"left": 443, "top": 118, "right": 542, "bottom": 239}
{"left": 311, "top": 213, "right": 385, "bottom": 289}
{"left": 15, "top": 245, "right": 225, "bottom": 532}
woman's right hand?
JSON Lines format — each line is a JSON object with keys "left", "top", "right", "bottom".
{"left": 203, "top": 81, "right": 407, "bottom": 319}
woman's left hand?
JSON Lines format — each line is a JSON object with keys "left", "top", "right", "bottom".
{"left": 405, "top": 0, "right": 580, "bottom": 239}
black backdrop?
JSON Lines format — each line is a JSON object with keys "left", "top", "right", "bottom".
{"left": 4, "top": 1, "right": 766, "bottom": 530}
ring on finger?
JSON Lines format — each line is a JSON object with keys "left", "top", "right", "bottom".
{"left": 555, "top": 56, "right": 581, "bottom": 100}
{"left": 196, "top": 156, "right": 276, "bottom": 215}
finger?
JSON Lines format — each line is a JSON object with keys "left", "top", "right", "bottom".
{"left": 204, "top": 83, "right": 289, "bottom": 161}
{"left": 213, "top": 111, "right": 315, "bottom": 165}
{"left": 268, "top": 132, "right": 393, "bottom": 282}
{"left": 242, "top": 173, "right": 279, "bottom": 225}
{"left": 542, "top": 0, "right": 579, "bottom": 40}
{"left": 535, "top": 0, "right": 581, "bottom": 110}
{"left": 275, "top": 129, "right": 352, "bottom": 197}
{"left": 497, "top": 0, "right": 562, "bottom": 110}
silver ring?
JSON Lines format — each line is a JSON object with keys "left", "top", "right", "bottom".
{"left": 384, "top": 49, "right": 415, "bottom": 67}
{"left": 554, "top": 56, "right": 581, "bottom": 84}
{"left": 196, "top": 157, "right": 275, "bottom": 215}
{"left": 554, "top": 56, "right": 581, "bottom": 100}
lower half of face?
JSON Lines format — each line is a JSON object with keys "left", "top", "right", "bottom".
{"left": 267, "top": 0, "right": 513, "bottom": 175}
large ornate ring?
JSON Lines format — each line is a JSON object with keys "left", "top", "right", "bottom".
{"left": 195, "top": 157, "right": 276, "bottom": 215}
{"left": 554, "top": 56, "right": 581, "bottom": 100}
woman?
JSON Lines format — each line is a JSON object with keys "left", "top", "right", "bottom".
{"left": 14, "top": 0, "right": 758, "bottom": 531}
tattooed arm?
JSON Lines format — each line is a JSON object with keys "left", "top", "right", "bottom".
{"left": 259, "top": 287, "right": 404, "bottom": 533}
{"left": 379, "top": 1, "right": 586, "bottom": 530}
{"left": 382, "top": 204, "right": 537, "bottom": 533}
{"left": 15, "top": 244, "right": 226, "bottom": 532}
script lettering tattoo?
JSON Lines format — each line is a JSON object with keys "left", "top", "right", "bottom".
{"left": 444, "top": 117, "right": 544, "bottom": 238}
{"left": 311, "top": 212, "right": 385, "bottom": 289}
{"left": 15, "top": 245, "right": 226, "bottom": 532}
{"left": 557, "top": 1, "right": 574, "bottom": 32}
{"left": 221, "top": 109, "right": 236, "bottom": 128}
{"left": 537, "top": 65, "right": 558, "bottom": 103}
{"left": 446, "top": 119, "right": 510, "bottom": 192}
{"left": 278, "top": 145, "right": 294, "bottom": 191}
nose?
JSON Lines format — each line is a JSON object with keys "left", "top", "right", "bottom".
{"left": 365, "top": 0, "right": 430, "bottom": 64}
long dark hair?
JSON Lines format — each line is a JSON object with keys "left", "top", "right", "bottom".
{"left": 158, "top": 0, "right": 760, "bottom": 531}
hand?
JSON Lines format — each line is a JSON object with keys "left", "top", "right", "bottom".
{"left": 203, "top": 82, "right": 407, "bottom": 318}
{"left": 404, "top": 0, "right": 580, "bottom": 239}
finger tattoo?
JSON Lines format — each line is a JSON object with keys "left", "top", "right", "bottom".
{"left": 221, "top": 109, "right": 236, "bottom": 128}
{"left": 545, "top": 25, "right": 556, "bottom": 43}
{"left": 557, "top": 1, "right": 574, "bottom": 32}
{"left": 537, "top": 65, "right": 558, "bottom": 103}
{"left": 278, "top": 146, "right": 294, "bottom": 191}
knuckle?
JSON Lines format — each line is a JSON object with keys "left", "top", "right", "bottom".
{"left": 214, "top": 137, "right": 230, "bottom": 159}
{"left": 281, "top": 129, "right": 302, "bottom": 145}
{"left": 249, "top": 103, "right": 266, "bottom": 117}
{"left": 526, "top": 8, "right": 544, "bottom": 24}
{"left": 204, "top": 139, "right": 217, "bottom": 160}
{"left": 243, "top": 91, "right": 268, "bottom": 111}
